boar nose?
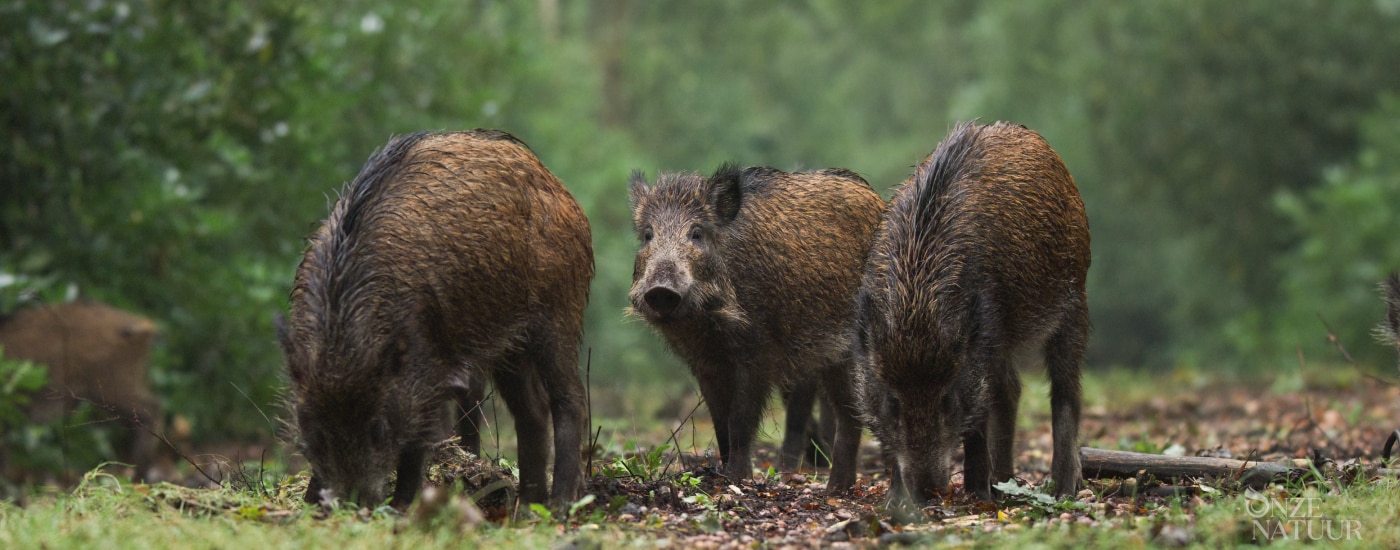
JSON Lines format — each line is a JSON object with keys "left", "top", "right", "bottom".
{"left": 644, "top": 286, "right": 683, "bottom": 314}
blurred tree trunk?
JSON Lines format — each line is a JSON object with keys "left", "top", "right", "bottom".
{"left": 592, "top": 0, "right": 630, "bottom": 129}
{"left": 538, "top": 0, "right": 558, "bottom": 42}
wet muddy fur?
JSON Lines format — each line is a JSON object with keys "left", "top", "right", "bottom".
{"left": 282, "top": 130, "right": 592, "bottom": 508}
{"left": 628, "top": 165, "right": 884, "bottom": 493}
{"left": 853, "top": 121, "right": 1090, "bottom": 507}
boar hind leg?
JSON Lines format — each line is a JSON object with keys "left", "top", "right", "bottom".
{"left": 815, "top": 396, "right": 835, "bottom": 467}
{"left": 492, "top": 356, "right": 552, "bottom": 505}
{"left": 987, "top": 363, "right": 1022, "bottom": 494}
{"left": 1046, "top": 306, "right": 1088, "bottom": 497}
{"left": 532, "top": 327, "right": 586, "bottom": 505}
{"left": 820, "top": 359, "right": 861, "bottom": 494}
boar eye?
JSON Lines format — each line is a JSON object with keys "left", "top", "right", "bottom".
{"left": 642, "top": 227, "right": 654, "bottom": 242}
{"left": 689, "top": 226, "right": 703, "bottom": 241}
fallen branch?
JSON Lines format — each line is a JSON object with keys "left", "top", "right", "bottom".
{"left": 1080, "top": 447, "right": 1305, "bottom": 489}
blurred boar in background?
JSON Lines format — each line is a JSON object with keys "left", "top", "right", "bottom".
{"left": 628, "top": 164, "right": 883, "bottom": 492}
{"left": 853, "top": 121, "right": 1090, "bottom": 506}
{"left": 280, "top": 130, "right": 593, "bottom": 508}
{"left": 0, "top": 300, "right": 162, "bottom": 481}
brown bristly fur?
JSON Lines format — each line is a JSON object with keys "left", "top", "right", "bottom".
{"left": 854, "top": 121, "right": 1091, "bottom": 507}
{"left": 628, "top": 164, "right": 883, "bottom": 491}
{"left": 281, "top": 129, "right": 592, "bottom": 508}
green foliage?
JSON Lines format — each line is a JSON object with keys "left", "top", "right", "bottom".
{"left": 4, "top": 0, "right": 1400, "bottom": 453}
{"left": 597, "top": 441, "right": 671, "bottom": 482}
{"left": 1119, "top": 435, "right": 1167, "bottom": 456}
{"left": 955, "top": 1, "right": 1400, "bottom": 367}
{"left": 4, "top": 474, "right": 1400, "bottom": 547}
{"left": 567, "top": 493, "right": 597, "bottom": 522}
{"left": 1, "top": 346, "right": 118, "bottom": 483}
{"left": 1, "top": 0, "right": 313, "bottom": 441}
{"left": 1273, "top": 95, "right": 1400, "bottom": 369}
{"left": 676, "top": 470, "right": 703, "bottom": 491}
{"left": 524, "top": 493, "right": 597, "bottom": 525}
{"left": 3, "top": 408, "right": 117, "bottom": 483}
{"left": 994, "top": 480, "right": 1088, "bottom": 522}
{"left": 0, "top": 348, "right": 46, "bottom": 430}
{"left": 994, "top": 479, "right": 1055, "bottom": 512}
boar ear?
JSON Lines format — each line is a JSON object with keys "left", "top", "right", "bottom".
{"left": 708, "top": 163, "right": 743, "bottom": 223}
{"left": 628, "top": 170, "right": 650, "bottom": 212}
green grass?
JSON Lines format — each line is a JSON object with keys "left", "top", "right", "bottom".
{"left": 3, "top": 366, "right": 1400, "bottom": 548}
{"left": 0, "top": 472, "right": 568, "bottom": 549}
{"left": 4, "top": 473, "right": 1396, "bottom": 548}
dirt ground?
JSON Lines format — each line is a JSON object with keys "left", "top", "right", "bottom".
{"left": 43, "top": 364, "right": 1391, "bottom": 548}
{"left": 318, "top": 369, "right": 1400, "bottom": 547}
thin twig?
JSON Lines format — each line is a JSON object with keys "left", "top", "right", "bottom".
{"left": 589, "top": 425, "right": 603, "bottom": 477}
{"left": 490, "top": 386, "right": 501, "bottom": 463}
{"left": 229, "top": 381, "right": 273, "bottom": 430}
{"left": 1292, "top": 348, "right": 1342, "bottom": 451}
{"left": 661, "top": 396, "right": 705, "bottom": 477}
{"left": 1233, "top": 448, "right": 1259, "bottom": 483}
{"left": 1293, "top": 348, "right": 1318, "bottom": 436}
{"left": 1310, "top": 314, "right": 1399, "bottom": 385}
{"left": 1317, "top": 314, "right": 1356, "bottom": 364}
{"left": 259, "top": 447, "right": 269, "bottom": 496}
{"left": 66, "top": 391, "right": 221, "bottom": 486}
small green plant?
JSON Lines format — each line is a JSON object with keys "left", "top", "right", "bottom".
{"left": 235, "top": 505, "right": 266, "bottom": 521}
{"left": 678, "top": 481, "right": 722, "bottom": 534}
{"left": 995, "top": 479, "right": 1085, "bottom": 518}
{"left": 497, "top": 457, "right": 520, "bottom": 481}
{"left": 599, "top": 441, "right": 670, "bottom": 482}
{"left": 1, "top": 352, "right": 119, "bottom": 481}
{"left": 521, "top": 490, "right": 598, "bottom": 525}
{"left": 567, "top": 494, "right": 596, "bottom": 522}
{"left": 1118, "top": 434, "right": 1166, "bottom": 454}
{"left": 680, "top": 488, "right": 712, "bottom": 509}
{"left": 0, "top": 347, "right": 46, "bottom": 428}
{"left": 677, "top": 470, "right": 703, "bottom": 491}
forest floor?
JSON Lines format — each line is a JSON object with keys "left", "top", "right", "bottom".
{"left": 3, "top": 363, "right": 1400, "bottom": 548}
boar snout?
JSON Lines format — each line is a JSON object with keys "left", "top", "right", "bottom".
{"left": 635, "top": 259, "right": 692, "bottom": 319}
{"left": 643, "top": 285, "right": 683, "bottom": 314}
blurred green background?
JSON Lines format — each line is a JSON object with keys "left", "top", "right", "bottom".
{"left": 3, "top": 0, "right": 1399, "bottom": 445}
